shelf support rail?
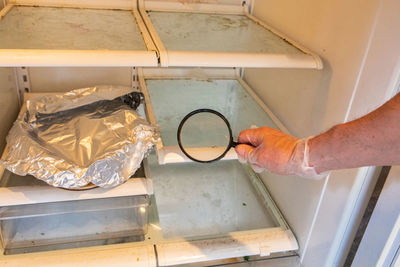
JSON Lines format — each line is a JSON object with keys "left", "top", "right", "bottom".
{"left": 0, "top": 1, "right": 12, "bottom": 19}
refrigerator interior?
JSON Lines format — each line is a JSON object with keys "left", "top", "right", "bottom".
{"left": 0, "top": 67, "right": 298, "bottom": 265}
{"left": 0, "top": 1, "right": 322, "bottom": 263}
{"left": 1, "top": 0, "right": 393, "bottom": 265}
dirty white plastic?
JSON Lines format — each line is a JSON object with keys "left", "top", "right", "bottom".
{"left": 0, "top": 244, "right": 157, "bottom": 267}
{"left": 0, "top": 50, "right": 158, "bottom": 68}
{"left": 142, "top": 0, "right": 245, "bottom": 14}
{"left": 165, "top": 51, "right": 321, "bottom": 68}
{"left": 11, "top": 0, "right": 135, "bottom": 10}
{"left": 0, "top": 175, "right": 152, "bottom": 206}
{"left": 157, "top": 228, "right": 298, "bottom": 266}
{"left": 158, "top": 146, "right": 237, "bottom": 164}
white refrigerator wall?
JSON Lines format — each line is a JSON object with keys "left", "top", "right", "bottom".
{"left": 244, "top": 0, "right": 400, "bottom": 265}
{"left": 27, "top": 67, "right": 133, "bottom": 92}
{"left": 0, "top": 68, "right": 19, "bottom": 152}
{"left": 245, "top": 0, "right": 380, "bottom": 136}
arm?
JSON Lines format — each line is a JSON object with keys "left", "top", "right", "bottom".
{"left": 236, "top": 93, "right": 400, "bottom": 178}
{"left": 310, "top": 92, "right": 400, "bottom": 173}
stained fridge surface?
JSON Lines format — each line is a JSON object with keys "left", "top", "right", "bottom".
{"left": 0, "top": 0, "right": 330, "bottom": 265}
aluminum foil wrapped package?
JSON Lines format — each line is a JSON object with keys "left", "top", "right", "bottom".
{"left": 1, "top": 86, "right": 159, "bottom": 189}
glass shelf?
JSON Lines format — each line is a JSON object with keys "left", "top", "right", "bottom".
{"left": 140, "top": 72, "right": 286, "bottom": 165}
{"left": 145, "top": 78, "right": 278, "bottom": 148}
{"left": 140, "top": 4, "right": 323, "bottom": 68}
{"left": 148, "top": 11, "right": 302, "bottom": 54}
{"left": 0, "top": 7, "right": 146, "bottom": 50}
{"left": 147, "top": 154, "right": 278, "bottom": 239}
{"left": 0, "top": 5, "right": 158, "bottom": 66}
{"left": 0, "top": 2, "right": 323, "bottom": 68}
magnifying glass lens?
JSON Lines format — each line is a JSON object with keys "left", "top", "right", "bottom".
{"left": 179, "top": 112, "right": 231, "bottom": 162}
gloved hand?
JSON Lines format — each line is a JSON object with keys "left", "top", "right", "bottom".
{"left": 235, "top": 127, "right": 327, "bottom": 179}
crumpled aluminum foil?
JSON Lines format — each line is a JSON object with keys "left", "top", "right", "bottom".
{"left": 1, "top": 86, "right": 159, "bottom": 189}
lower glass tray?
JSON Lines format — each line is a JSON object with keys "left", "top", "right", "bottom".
{"left": 147, "top": 153, "right": 278, "bottom": 239}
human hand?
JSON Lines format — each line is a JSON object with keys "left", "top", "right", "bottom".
{"left": 235, "top": 127, "right": 325, "bottom": 179}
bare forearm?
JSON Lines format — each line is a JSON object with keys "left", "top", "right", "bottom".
{"left": 309, "top": 93, "right": 400, "bottom": 173}
{"left": 236, "top": 93, "right": 400, "bottom": 178}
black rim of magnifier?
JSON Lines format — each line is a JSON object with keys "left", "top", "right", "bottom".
{"left": 177, "top": 108, "right": 235, "bottom": 163}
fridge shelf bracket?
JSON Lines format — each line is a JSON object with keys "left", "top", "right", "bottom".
{"left": 138, "top": 0, "right": 168, "bottom": 67}
{"left": 131, "top": 67, "right": 139, "bottom": 90}
{"left": 14, "top": 66, "right": 31, "bottom": 105}
{"left": 0, "top": 3, "right": 12, "bottom": 19}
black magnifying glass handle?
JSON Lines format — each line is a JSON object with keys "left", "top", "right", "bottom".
{"left": 231, "top": 141, "right": 240, "bottom": 147}
{"left": 231, "top": 141, "right": 254, "bottom": 148}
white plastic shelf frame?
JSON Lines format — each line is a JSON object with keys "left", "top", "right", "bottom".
{"left": 0, "top": 0, "right": 158, "bottom": 66}
{"left": 139, "top": 0, "right": 323, "bottom": 68}
{"left": 0, "top": 93, "right": 153, "bottom": 207}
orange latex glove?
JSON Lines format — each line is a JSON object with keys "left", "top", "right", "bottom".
{"left": 235, "top": 127, "right": 326, "bottom": 179}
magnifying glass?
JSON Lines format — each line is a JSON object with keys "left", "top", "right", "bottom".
{"left": 177, "top": 108, "right": 249, "bottom": 163}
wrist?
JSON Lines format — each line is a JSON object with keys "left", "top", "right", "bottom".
{"left": 308, "top": 124, "right": 343, "bottom": 173}
{"left": 308, "top": 136, "right": 323, "bottom": 173}
{"left": 288, "top": 138, "right": 328, "bottom": 179}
